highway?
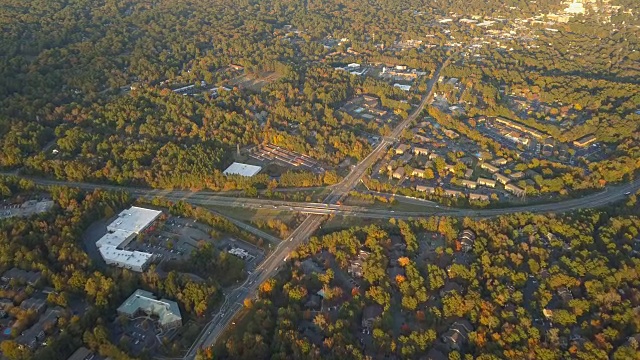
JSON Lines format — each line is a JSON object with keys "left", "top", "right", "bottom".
{"left": 183, "top": 56, "right": 455, "bottom": 358}
{"left": 2, "top": 52, "right": 639, "bottom": 358}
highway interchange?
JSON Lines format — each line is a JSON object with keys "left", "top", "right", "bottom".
{"left": 2, "top": 53, "right": 638, "bottom": 359}
{"left": 181, "top": 54, "right": 455, "bottom": 359}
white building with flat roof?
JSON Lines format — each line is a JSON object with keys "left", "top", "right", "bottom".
{"left": 99, "top": 248, "right": 154, "bottom": 272}
{"left": 97, "top": 207, "right": 162, "bottom": 272}
{"left": 223, "top": 162, "right": 262, "bottom": 177}
{"left": 107, "top": 207, "right": 162, "bottom": 234}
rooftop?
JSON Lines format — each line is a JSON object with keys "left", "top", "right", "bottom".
{"left": 99, "top": 247, "right": 154, "bottom": 268}
{"left": 106, "top": 207, "right": 162, "bottom": 234}
{"left": 117, "top": 289, "right": 182, "bottom": 329}
{"left": 223, "top": 162, "right": 262, "bottom": 177}
{"left": 66, "top": 347, "right": 93, "bottom": 360}
{"left": 98, "top": 206, "right": 161, "bottom": 271}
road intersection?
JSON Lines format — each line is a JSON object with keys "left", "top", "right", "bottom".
{"left": 2, "top": 53, "right": 638, "bottom": 358}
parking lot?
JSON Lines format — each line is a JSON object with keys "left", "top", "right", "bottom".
{"left": 249, "top": 144, "right": 325, "bottom": 174}
{"left": 217, "top": 237, "right": 264, "bottom": 271}
{"left": 111, "top": 317, "right": 161, "bottom": 355}
{"left": 0, "top": 199, "right": 54, "bottom": 219}
{"left": 125, "top": 216, "right": 219, "bottom": 263}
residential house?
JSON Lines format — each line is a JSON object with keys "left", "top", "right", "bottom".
{"left": 444, "top": 164, "right": 456, "bottom": 174}
{"left": 477, "top": 177, "right": 496, "bottom": 188}
{"left": 464, "top": 168, "right": 474, "bottom": 179}
{"left": 460, "top": 180, "right": 477, "bottom": 189}
{"left": 443, "top": 129, "right": 459, "bottom": 139}
{"left": 428, "top": 153, "right": 441, "bottom": 160}
{"left": 361, "top": 95, "right": 379, "bottom": 108}
{"left": 416, "top": 185, "right": 435, "bottom": 194}
{"left": 444, "top": 189, "right": 463, "bottom": 198}
{"left": 1, "top": 268, "right": 42, "bottom": 286}
{"left": 16, "top": 307, "right": 64, "bottom": 350}
{"left": 442, "top": 320, "right": 473, "bottom": 351}
{"left": 493, "top": 173, "right": 510, "bottom": 185}
{"left": 66, "top": 347, "right": 96, "bottom": 360}
{"left": 411, "top": 169, "right": 426, "bottom": 178}
{"left": 491, "top": 157, "right": 508, "bottom": 166}
{"left": 20, "top": 298, "right": 46, "bottom": 314}
{"left": 348, "top": 250, "right": 370, "bottom": 278}
{"left": 361, "top": 305, "right": 383, "bottom": 330}
{"left": 392, "top": 167, "right": 406, "bottom": 179}
{"left": 304, "top": 295, "right": 322, "bottom": 310}
{"left": 510, "top": 171, "right": 525, "bottom": 180}
{"left": 505, "top": 183, "right": 525, "bottom": 197}
{"left": 558, "top": 287, "right": 573, "bottom": 303}
{"left": 479, "top": 162, "right": 499, "bottom": 173}
{"left": 439, "top": 281, "right": 463, "bottom": 297}
{"left": 425, "top": 348, "right": 448, "bottom": 360}
{"left": 573, "top": 134, "right": 596, "bottom": 148}
{"left": 469, "top": 193, "right": 489, "bottom": 202}
{"left": 459, "top": 230, "right": 476, "bottom": 252}
{"left": 395, "top": 144, "right": 411, "bottom": 155}
{"left": 459, "top": 157, "right": 474, "bottom": 166}
{"left": 413, "top": 147, "right": 429, "bottom": 156}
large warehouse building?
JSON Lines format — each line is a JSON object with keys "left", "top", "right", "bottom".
{"left": 96, "top": 206, "right": 162, "bottom": 272}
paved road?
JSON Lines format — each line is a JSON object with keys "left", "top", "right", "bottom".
{"left": 157, "top": 179, "right": 639, "bottom": 219}
{"left": 3, "top": 53, "right": 639, "bottom": 358}
{"left": 183, "top": 56, "right": 455, "bottom": 357}
{"left": 202, "top": 208, "right": 282, "bottom": 245}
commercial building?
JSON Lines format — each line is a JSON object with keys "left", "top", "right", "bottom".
{"left": 223, "top": 162, "right": 262, "bottom": 177}
{"left": 97, "top": 207, "right": 162, "bottom": 272}
{"left": 117, "top": 290, "right": 182, "bottom": 329}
